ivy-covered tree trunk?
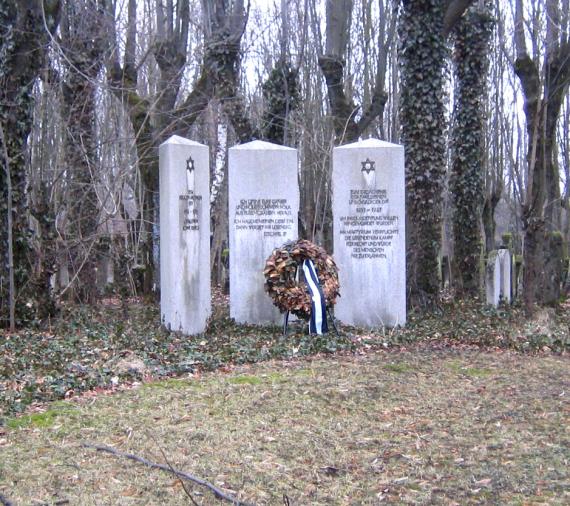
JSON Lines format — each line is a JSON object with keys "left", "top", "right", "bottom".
{"left": 30, "top": 179, "right": 59, "bottom": 320}
{"left": 0, "top": 0, "right": 61, "bottom": 326}
{"left": 449, "top": 3, "right": 494, "bottom": 296}
{"left": 399, "top": 0, "right": 449, "bottom": 305}
{"left": 399, "top": 0, "right": 474, "bottom": 306}
{"left": 262, "top": 61, "right": 300, "bottom": 144}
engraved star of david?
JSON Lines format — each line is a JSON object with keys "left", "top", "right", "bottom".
{"left": 361, "top": 158, "right": 375, "bottom": 174}
{"left": 186, "top": 156, "right": 195, "bottom": 174}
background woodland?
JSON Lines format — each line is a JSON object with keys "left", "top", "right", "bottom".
{"left": 1, "top": 0, "right": 569, "bottom": 329}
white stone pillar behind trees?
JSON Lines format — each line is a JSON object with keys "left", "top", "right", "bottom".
{"left": 159, "top": 135, "right": 210, "bottom": 335}
{"left": 333, "top": 138, "right": 406, "bottom": 327}
{"left": 229, "top": 140, "right": 299, "bottom": 324}
{"left": 498, "top": 249, "right": 512, "bottom": 304}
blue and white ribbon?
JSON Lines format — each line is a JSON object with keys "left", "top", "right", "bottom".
{"left": 302, "top": 259, "right": 328, "bottom": 335}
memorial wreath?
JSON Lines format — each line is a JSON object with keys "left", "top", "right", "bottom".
{"left": 263, "top": 239, "right": 340, "bottom": 319}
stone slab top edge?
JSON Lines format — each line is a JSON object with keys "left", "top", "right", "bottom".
{"left": 334, "top": 138, "right": 403, "bottom": 149}
{"left": 229, "top": 139, "right": 296, "bottom": 151}
{"left": 159, "top": 135, "right": 208, "bottom": 147}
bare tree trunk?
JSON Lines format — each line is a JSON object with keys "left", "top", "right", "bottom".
{"left": 298, "top": 3, "right": 331, "bottom": 243}
{"left": 210, "top": 155, "right": 229, "bottom": 290}
{"left": 560, "top": 95, "right": 570, "bottom": 247}
{"left": 58, "top": 0, "right": 108, "bottom": 303}
{"left": 482, "top": 1, "right": 510, "bottom": 254}
{"left": 102, "top": 0, "right": 255, "bottom": 296}
{"left": 514, "top": 0, "right": 570, "bottom": 310}
{"left": 318, "top": 0, "right": 392, "bottom": 144}
{"left": 482, "top": 186, "right": 502, "bottom": 252}
{"left": 0, "top": 124, "right": 15, "bottom": 331}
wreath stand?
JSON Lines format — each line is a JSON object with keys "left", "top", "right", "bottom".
{"left": 281, "top": 263, "right": 339, "bottom": 337}
{"left": 282, "top": 307, "right": 339, "bottom": 337}
{"left": 264, "top": 239, "right": 340, "bottom": 337}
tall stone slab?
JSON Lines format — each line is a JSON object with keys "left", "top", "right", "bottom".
{"left": 485, "top": 250, "right": 502, "bottom": 306}
{"left": 333, "top": 139, "right": 406, "bottom": 327}
{"left": 229, "top": 140, "right": 299, "bottom": 324}
{"left": 498, "top": 249, "right": 512, "bottom": 303}
{"left": 486, "top": 249, "right": 512, "bottom": 306}
{"left": 159, "top": 135, "right": 210, "bottom": 334}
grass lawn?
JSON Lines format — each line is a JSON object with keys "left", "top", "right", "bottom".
{"left": 1, "top": 349, "right": 568, "bottom": 505}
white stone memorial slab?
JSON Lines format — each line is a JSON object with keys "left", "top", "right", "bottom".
{"left": 229, "top": 140, "right": 299, "bottom": 324}
{"left": 159, "top": 135, "right": 210, "bottom": 334}
{"left": 333, "top": 138, "right": 406, "bottom": 327}
{"left": 486, "top": 249, "right": 512, "bottom": 306}
{"left": 497, "top": 249, "right": 512, "bottom": 304}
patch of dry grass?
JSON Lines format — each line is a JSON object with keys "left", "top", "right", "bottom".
{"left": 1, "top": 351, "right": 568, "bottom": 505}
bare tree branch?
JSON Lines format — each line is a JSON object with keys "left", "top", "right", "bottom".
{"left": 443, "top": 0, "right": 475, "bottom": 36}
{"left": 82, "top": 443, "right": 253, "bottom": 505}
{"left": 152, "top": 436, "right": 199, "bottom": 506}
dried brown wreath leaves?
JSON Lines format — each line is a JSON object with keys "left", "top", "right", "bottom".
{"left": 263, "top": 239, "right": 340, "bottom": 319}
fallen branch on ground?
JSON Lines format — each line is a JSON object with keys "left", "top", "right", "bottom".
{"left": 151, "top": 435, "right": 199, "bottom": 506}
{"left": 82, "top": 443, "right": 253, "bottom": 505}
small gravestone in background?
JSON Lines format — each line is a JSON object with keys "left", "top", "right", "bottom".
{"left": 332, "top": 138, "right": 406, "bottom": 327}
{"left": 502, "top": 233, "right": 517, "bottom": 301}
{"left": 159, "top": 135, "right": 210, "bottom": 334}
{"left": 486, "top": 248, "right": 511, "bottom": 306}
{"left": 228, "top": 140, "right": 299, "bottom": 324}
{"left": 498, "top": 249, "right": 512, "bottom": 303}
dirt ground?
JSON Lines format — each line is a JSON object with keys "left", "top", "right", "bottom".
{"left": 1, "top": 349, "right": 568, "bottom": 505}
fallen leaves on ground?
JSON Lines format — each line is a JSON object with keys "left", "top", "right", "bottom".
{"left": 0, "top": 292, "right": 568, "bottom": 418}
{"left": 1, "top": 351, "right": 568, "bottom": 505}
